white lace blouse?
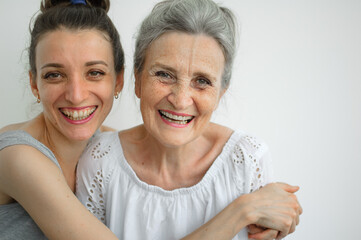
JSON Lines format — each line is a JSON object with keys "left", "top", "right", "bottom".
{"left": 76, "top": 130, "right": 273, "bottom": 240}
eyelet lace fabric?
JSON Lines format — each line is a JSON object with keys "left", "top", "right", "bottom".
{"left": 76, "top": 130, "right": 273, "bottom": 240}
{"left": 85, "top": 169, "right": 106, "bottom": 223}
{"left": 78, "top": 141, "right": 114, "bottom": 224}
{"left": 231, "top": 135, "right": 269, "bottom": 194}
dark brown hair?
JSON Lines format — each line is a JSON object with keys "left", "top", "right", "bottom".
{"left": 29, "top": 0, "right": 124, "bottom": 77}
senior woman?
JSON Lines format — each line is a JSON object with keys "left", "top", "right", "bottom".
{"left": 77, "top": 0, "right": 302, "bottom": 239}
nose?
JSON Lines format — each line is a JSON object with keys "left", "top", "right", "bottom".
{"left": 64, "top": 74, "right": 89, "bottom": 105}
{"left": 167, "top": 82, "right": 193, "bottom": 110}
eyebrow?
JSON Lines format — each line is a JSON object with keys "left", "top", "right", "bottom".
{"left": 40, "top": 61, "right": 108, "bottom": 70}
{"left": 150, "top": 62, "right": 176, "bottom": 73}
{"left": 41, "top": 63, "right": 64, "bottom": 69}
{"left": 85, "top": 60, "right": 108, "bottom": 67}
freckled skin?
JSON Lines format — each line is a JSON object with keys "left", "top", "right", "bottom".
{"left": 135, "top": 32, "right": 226, "bottom": 147}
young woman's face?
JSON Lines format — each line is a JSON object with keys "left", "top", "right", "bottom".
{"left": 135, "top": 32, "right": 226, "bottom": 147}
{"left": 31, "top": 29, "right": 123, "bottom": 141}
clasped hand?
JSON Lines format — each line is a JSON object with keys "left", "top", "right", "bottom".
{"left": 245, "top": 183, "right": 302, "bottom": 240}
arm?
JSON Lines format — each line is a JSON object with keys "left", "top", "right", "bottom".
{"left": 0, "top": 145, "right": 118, "bottom": 240}
{"left": 183, "top": 134, "right": 302, "bottom": 240}
{"left": 182, "top": 182, "right": 302, "bottom": 240}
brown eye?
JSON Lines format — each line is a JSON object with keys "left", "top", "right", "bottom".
{"left": 155, "top": 71, "right": 172, "bottom": 79}
{"left": 44, "top": 72, "right": 62, "bottom": 81}
{"left": 155, "top": 71, "right": 175, "bottom": 84}
{"left": 88, "top": 70, "right": 105, "bottom": 80}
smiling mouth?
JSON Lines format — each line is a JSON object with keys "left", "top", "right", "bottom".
{"left": 159, "top": 110, "right": 194, "bottom": 125}
{"left": 60, "top": 106, "right": 97, "bottom": 121}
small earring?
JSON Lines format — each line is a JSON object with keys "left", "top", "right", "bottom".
{"left": 36, "top": 94, "right": 41, "bottom": 103}
{"left": 114, "top": 92, "right": 119, "bottom": 99}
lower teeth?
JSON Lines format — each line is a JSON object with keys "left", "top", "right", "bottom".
{"left": 68, "top": 116, "right": 88, "bottom": 121}
{"left": 161, "top": 115, "right": 188, "bottom": 125}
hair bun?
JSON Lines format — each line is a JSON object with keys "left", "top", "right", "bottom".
{"left": 87, "top": 0, "right": 110, "bottom": 12}
{"left": 40, "top": 0, "right": 110, "bottom": 13}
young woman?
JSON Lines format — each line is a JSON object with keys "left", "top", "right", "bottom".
{"left": 0, "top": 0, "right": 123, "bottom": 239}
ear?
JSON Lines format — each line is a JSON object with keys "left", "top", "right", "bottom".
{"left": 29, "top": 71, "right": 39, "bottom": 98}
{"left": 134, "top": 70, "right": 141, "bottom": 99}
{"left": 115, "top": 69, "right": 124, "bottom": 94}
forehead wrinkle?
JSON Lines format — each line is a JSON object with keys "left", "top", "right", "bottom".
{"left": 188, "top": 35, "right": 224, "bottom": 81}
{"left": 169, "top": 35, "right": 215, "bottom": 81}
{"left": 184, "top": 35, "right": 197, "bottom": 79}
{"left": 146, "top": 32, "right": 224, "bottom": 82}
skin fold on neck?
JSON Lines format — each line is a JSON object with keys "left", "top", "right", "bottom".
{"left": 119, "top": 122, "right": 233, "bottom": 190}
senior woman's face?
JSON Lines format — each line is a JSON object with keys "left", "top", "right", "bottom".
{"left": 135, "top": 32, "right": 225, "bottom": 147}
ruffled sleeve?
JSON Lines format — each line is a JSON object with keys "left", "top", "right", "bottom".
{"left": 230, "top": 133, "right": 274, "bottom": 194}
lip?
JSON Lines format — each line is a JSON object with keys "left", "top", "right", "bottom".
{"left": 158, "top": 110, "right": 194, "bottom": 128}
{"left": 59, "top": 105, "right": 97, "bottom": 125}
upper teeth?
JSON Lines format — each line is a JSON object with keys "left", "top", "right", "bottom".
{"left": 61, "top": 107, "right": 96, "bottom": 121}
{"left": 160, "top": 110, "right": 193, "bottom": 121}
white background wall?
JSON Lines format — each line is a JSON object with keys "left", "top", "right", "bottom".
{"left": 1, "top": 0, "right": 360, "bottom": 239}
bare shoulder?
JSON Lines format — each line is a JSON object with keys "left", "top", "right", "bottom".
{"left": 118, "top": 124, "right": 145, "bottom": 142}
{"left": 0, "top": 114, "right": 44, "bottom": 135}
{"left": 99, "top": 125, "right": 117, "bottom": 132}
{"left": 0, "top": 144, "right": 56, "bottom": 172}
{"left": 0, "top": 122, "right": 27, "bottom": 134}
{"left": 206, "top": 122, "right": 234, "bottom": 142}
{"left": 0, "top": 144, "right": 60, "bottom": 204}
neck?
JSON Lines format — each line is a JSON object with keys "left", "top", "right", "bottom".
{"left": 33, "top": 114, "right": 89, "bottom": 192}
{"left": 121, "top": 124, "right": 226, "bottom": 190}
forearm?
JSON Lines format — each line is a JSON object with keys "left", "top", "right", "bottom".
{"left": 182, "top": 195, "right": 252, "bottom": 240}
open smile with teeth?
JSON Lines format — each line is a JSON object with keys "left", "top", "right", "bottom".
{"left": 159, "top": 110, "right": 194, "bottom": 125}
{"left": 60, "top": 106, "right": 97, "bottom": 121}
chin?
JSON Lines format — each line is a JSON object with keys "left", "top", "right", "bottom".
{"left": 65, "top": 128, "right": 96, "bottom": 142}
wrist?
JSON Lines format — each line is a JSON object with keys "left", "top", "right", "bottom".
{"left": 233, "top": 193, "right": 259, "bottom": 228}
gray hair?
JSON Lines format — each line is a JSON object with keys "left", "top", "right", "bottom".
{"left": 134, "top": 0, "right": 237, "bottom": 89}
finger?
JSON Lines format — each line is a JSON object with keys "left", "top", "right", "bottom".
{"left": 276, "top": 219, "right": 296, "bottom": 240}
{"left": 291, "top": 193, "right": 303, "bottom": 216}
{"left": 249, "top": 229, "right": 278, "bottom": 240}
{"left": 275, "top": 182, "right": 299, "bottom": 193}
{"left": 276, "top": 221, "right": 290, "bottom": 239}
{"left": 290, "top": 217, "right": 297, "bottom": 234}
{"left": 298, "top": 202, "right": 303, "bottom": 215}
{"left": 248, "top": 224, "right": 265, "bottom": 234}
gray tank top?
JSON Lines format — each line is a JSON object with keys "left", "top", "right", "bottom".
{"left": 0, "top": 130, "right": 61, "bottom": 240}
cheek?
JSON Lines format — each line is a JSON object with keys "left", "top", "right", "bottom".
{"left": 142, "top": 81, "right": 168, "bottom": 105}
{"left": 197, "top": 91, "right": 221, "bottom": 114}
{"left": 39, "top": 85, "right": 63, "bottom": 106}
{"left": 96, "top": 81, "right": 116, "bottom": 104}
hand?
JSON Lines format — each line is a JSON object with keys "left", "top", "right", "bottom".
{"left": 241, "top": 182, "right": 302, "bottom": 239}
{"left": 247, "top": 224, "right": 278, "bottom": 240}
